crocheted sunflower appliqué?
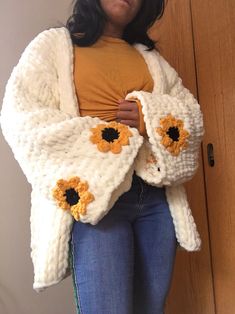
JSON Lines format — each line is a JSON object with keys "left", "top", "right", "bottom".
{"left": 156, "top": 114, "right": 190, "bottom": 157}
{"left": 90, "top": 121, "right": 133, "bottom": 154}
{"left": 52, "top": 177, "right": 94, "bottom": 221}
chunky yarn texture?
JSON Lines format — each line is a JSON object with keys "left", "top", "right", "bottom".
{"left": 0, "top": 27, "right": 205, "bottom": 292}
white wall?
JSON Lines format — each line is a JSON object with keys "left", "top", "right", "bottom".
{"left": 0, "top": 1, "right": 77, "bottom": 313}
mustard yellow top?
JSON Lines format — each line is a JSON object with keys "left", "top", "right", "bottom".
{"left": 73, "top": 35, "right": 154, "bottom": 136}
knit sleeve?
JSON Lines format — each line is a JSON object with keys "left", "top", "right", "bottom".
{"left": 0, "top": 29, "right": 143, "bottom": 224}
{"left": 125, "top": 55, "right": 205, "bottom": 186}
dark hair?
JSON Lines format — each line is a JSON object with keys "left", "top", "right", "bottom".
{"left": 66, "top": 0, "right": 166, "bottom": 51}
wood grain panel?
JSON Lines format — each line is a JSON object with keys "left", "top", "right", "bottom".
{"left": 190, "top": 0, "right": 235, "bottom": 313}
{"left": 150, "top": 1, "right": 215, "bottom": 313}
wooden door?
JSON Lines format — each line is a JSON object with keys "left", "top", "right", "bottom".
{"left": 150, "top": 0, "right": 215, "bottom": 313}
{"left": 190, "top": 0, "right": 235, "bottom": 313}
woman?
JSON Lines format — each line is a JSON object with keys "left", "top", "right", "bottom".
{"left": 0, "top": 0, "right": 205, "bottom": 313}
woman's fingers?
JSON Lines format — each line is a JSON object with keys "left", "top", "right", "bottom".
{"left": 119, "top": 119, "right": 138, "bottom": 128}
{"left": 116, "top": 99, "right": 139, "bottom": 128}
{"left": 115, "top": 116, "right": 138, "bottom": 128}
{"left": 116, "top": 109, "right": 138, "bottom": 121}
{"left": 117, "top": 100, "right": 138, "bottom": 112}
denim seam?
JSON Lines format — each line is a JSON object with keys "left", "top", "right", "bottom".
{"left": 71, "top": 233, "right": 84, "bottom": 314}
{"left": 69, "top": 245, "right": 80, "bottom": 314}
{"left": 137, "top": 179, "right": 144, "bottom": 215}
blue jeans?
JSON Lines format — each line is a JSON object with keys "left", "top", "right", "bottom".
{"left": 69, "top": 172, "right": 177, "bottom": 314}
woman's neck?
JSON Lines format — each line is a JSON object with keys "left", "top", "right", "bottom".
{"left": 102, "top": 22, "right": 124, "bottom": 39}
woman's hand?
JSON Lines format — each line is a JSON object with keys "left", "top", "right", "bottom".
{"left": 116, "top": 99, "right": 139, "bottom": 128}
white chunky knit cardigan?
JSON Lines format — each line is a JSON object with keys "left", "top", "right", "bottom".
{"left": 0, "top": 27, "right": 205, "bottom": 292}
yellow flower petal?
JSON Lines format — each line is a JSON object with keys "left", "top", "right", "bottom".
{"left": 110, "top": 142, "right": 122, "bottom": 154}
{"left": 156, "top": 127, "right": 165, "bottom": 136}
{"left": 119, "top": 136, "right": 129, "bottom": 146}
{"left": 162, "top": 135, "right": 172, "bottom": 147}
{"left": 180, "top": 129, "right": 190, "bottom": 139}
{"left": 78, "top": 181, "right": 89, "bottom": 192}
{"left": 71, "top": 207, "right": 80, "bottom": 221}
{"left": 109, "top": 121, "right": 119, "bottom": 128}
{"left": 69, "top": 177, "right": 81, "bottom": 188}
{"left": 97, "top": 140, "right": 110, "bottom": 152}
{"left": 58, "top": 200, "right": 70, "bottom": 211}
{"left": 90, "top": 134, "right": 100, "bottom": 144}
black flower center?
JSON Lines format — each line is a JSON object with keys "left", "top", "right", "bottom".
{"left": 102, "top": 127, "right": 120, "bottom": 143}
{"left": 64, "top": 188, "right": 80, "bottom": 206}
{"left": 167, "top": 126, "right": 180, "bottom": 141}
